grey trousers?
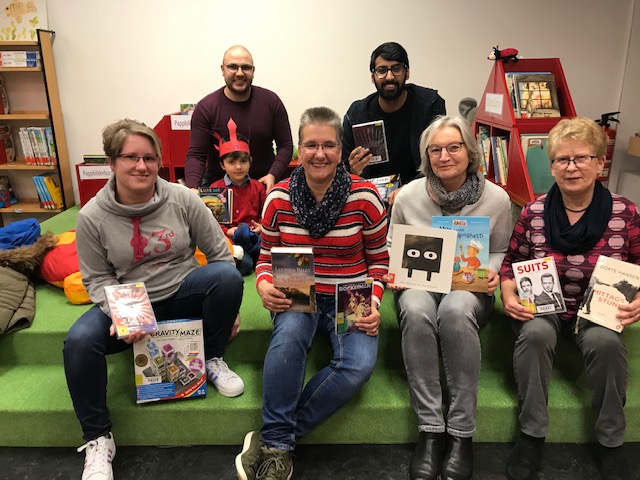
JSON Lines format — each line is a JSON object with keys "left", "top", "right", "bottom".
{"left": 512, "top": 314, "right": 627, "bottom": 447}
{"left": 395, "top": 289, "right": 493, "bottom": 438}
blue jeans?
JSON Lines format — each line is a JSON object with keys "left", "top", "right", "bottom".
{"left": 63, "top": 262, "right": 243, "bottom": 441}
{"left": 260, "top": 294, "right": 378, "bottom": 451}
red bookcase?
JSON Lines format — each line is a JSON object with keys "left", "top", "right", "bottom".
{"left": 472, "top": 58, "right": 576, "bottom": 206}
{"left": 153, "top": 114, "right": 190, "bottom": 183}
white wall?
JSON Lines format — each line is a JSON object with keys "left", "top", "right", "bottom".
{"left": 46, "top": 0, "right": 635, "bottom": 202}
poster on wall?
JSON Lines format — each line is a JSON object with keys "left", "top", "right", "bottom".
{"left": 0, "top": 0, "right": 48, "bottom": 41}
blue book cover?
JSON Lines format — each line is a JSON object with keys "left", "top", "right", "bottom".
{"left": 432, "top": 216, "right": 491, "bottom": 293}
{"left": 521, "top": 134, "right": 554, "bottom": 194}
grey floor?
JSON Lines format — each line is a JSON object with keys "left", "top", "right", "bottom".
{"left": 1, "top": 442, "right": 639, "bottom": 479}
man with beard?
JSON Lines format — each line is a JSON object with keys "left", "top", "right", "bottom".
{"left": 185, "top": 45, "right": 293, "bottom": 191}
{"left": 342, "top": 42, "right": 445, "bottom": 203}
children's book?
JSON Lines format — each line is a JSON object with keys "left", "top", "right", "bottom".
{"left": 0, "top": 175, "right": 17, "bottom": 208}
{"left": 490, "top": 136, "right": 508, "bottom": 186}
{"left": 512, "top": 257, "right": 566, "bottom": 316}
{"left": 198, "top": 187, "right": 233, "bottom": 224}
{"left": 104, "top": 282, "right": 158, "bottom": 339}
{"left": 133, "top": 318, "right": 206, "bottom": 403}
{"left": 578, "top": 256, "right": 640, "bottom": 333}
{"left": 387, "top": 224, "right": 457, "bottom": 293}
{"left": 352, "top": 120, "right": 390, "bottom": 165}
{"left": 335, "top": 278, "right": 373, "bottom": 334}
{"left": 432, "top": 216, "right": 490, "bottom": 293}
{"left": 369, "top": 174, "right": 400, "bottom": 203}
{"left": 271, "top": 247, "right": 316, "bottom": 312}
{"left": 521, "top": 134, "right": 553, "bottom": 194}
{"left": 513, "top": 73, "right": 560, "bottom": 118}
{"left": 476, "top": 125, "right": 491, "bottom": 176}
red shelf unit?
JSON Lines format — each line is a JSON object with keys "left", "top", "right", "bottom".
{"left": 153, "top": 114, "right": 190, "bottom": 183}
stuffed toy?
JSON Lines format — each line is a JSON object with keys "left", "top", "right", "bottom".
{"left": 487, "top": 46, "right": 519, "bottom": 63}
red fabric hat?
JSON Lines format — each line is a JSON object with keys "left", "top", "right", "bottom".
{"left": 213, "top": 118, "right": 250, "bottom": 156}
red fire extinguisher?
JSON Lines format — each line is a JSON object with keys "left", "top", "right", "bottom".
{"left": 595, "top": 112, "right": 620, "bottom": 182}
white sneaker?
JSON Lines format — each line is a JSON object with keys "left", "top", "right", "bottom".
{"left": 206, "top": 357, "right": 244, "bottom": 397}
{"left": 77, "top": 432, "right": 116, "bottom": 480}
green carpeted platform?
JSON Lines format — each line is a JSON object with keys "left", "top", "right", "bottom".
{"left": 0, "top": 207, "right": 639, "bottom": 447}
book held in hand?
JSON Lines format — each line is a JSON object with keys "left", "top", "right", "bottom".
{"left": 271, "top": 247, "right": 317, "bottom": 312}
{"left": 335, "top": 278, "right": 373, "bottom": 334}
{"left": 104, "top": 282, "right": 158, "bottom": 339}
{"left": 512, "top": 257, "right": 566, "bottom": 316}
{"left": 432, "top": 216, "right": 490, "bottom": 293}
{"left": 199, "top": 187, "right": 233, "bottom": 224}
{"left": 352, "top": 120, "right": 390, "bottom": 165}
{"left": 133, "top": 318, "right": 206, "bottom": 403}
{"left": 578, "top": 256, "right": 640, "bottom": 333}
{"left": 388, "top": 224, "right": 457, "bottom": 293}
{"left": 369, "top": 174, "right": 400, "bottom": 203}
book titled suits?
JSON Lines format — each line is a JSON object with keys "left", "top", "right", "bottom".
{"left": 271, "top": 247, "right": 316, "bottom": 312}
{"left": 352, "top": 120, "right": 390, "bottom": 165}
{"left": 432, "top": 216, "right": 490, "bottom": 293}
{"left": 335, "top": 278, "right": 373, "bottom": 334}
{"left": 198, "top": 187, "right": 233, "bottom": 224}
{"left": 388, "top": 224, "right": 457, "bottom": 293}
{"left": 104, "top": 282, "right": 158, "bottom": 339}
{"left": 512, "top": 257, "right": 566, "bottom": 315}
{"left": 578, "top": 256, "right": 640, "bottom": 333}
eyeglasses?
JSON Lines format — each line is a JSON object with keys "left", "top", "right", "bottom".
{"left": 426, "top": 142, "right": 465, "bottom": 158}
{"left": 301, "top": 142, "right": 339, "bottom": 153}
{"left": 224, "top": 64, "right": 255, "bottom": 73}
{"left": 372, "top": 64, "right": 407, "bottom": 78}
{"left": 117, "top": 154, "right": 159, "bottom": 165}
{"left": 551, "top": 155, "right": 598, "bottom": 169}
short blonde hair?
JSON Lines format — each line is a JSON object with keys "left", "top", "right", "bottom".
{"left": 103, "top": 118, "right": 163, "bottom": 168}
{"left": 547, "top": 116, "right": 607, "bottom": 160}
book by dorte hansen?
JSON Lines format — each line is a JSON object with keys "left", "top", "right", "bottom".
{"left": 387, "top": 224, "right": 457, "bottom": 293}
{"left": 352, "top": 120, "right": 390, "bottom": 165}
{"left": 512, "top": 257, "right": 566, "bottom": 316}
{"left": 199, "top": 187, "right": 233, "bottom": 224}
{"left": 271, "top": 247, "right": 317, "bottom": 312}
{"left": 432, "top": 216, "right": 490, "bottom": 293}
{"left": 104, "top": 283, "right": 158, "bottom": 339}
{"left": 133, "top": 318, "right": 206, "bottom": 403}
{"left": 578, "top": 256, "right": 640, "bottom": 333}
{"left": 335, "top": 278, "right": 373, "bottom": 334}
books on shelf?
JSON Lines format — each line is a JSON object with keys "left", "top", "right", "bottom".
{"left": 369, "top": 174, "right": 400, "bottom": 203}
{"left": 0, "top": 75, "right": 9, "bottom": 114}
{"left": 104, "top": 282, "right": 158, "bottom": 339}
{"left": 352, "top": 120, "right": 390, "bottom": 165}
{"left": 32, "top": 173, "right": 63, "bottom": 210}
{"left": 0, "top": 50, "right": 41, "bottom": 67}
{"left": 506, "top": 72, "right": 560, "bottom": 118}
{"left": 198, "top": 186, "right": 233, "bottom": 224}
{"left": 18, "top": 126, "right": 56, "bottom": 166}
{"left": 388, "top": 224, "right": 458, "bottom": 293}
{"left": 578, "top": 256, "right": 640, "bottom": 333}
{"left": 521, "top": 134, "right": 554, "bottom": 194}
{"left": 512, "top": 257, "right": 566, "bottom": 316}
{"left": 0, "top": 175, "right": 17, "bottom": 208}
{"left": 132, "top": 318, "right": 207, "bottom": 403}
{"left": 82, "top": 155, "right": 108, "bottom": 165}
{"left": 271, "top": 246, "right": 317, "bottom": 312}
{"left": 432, "top": 216, "right": 491, "bottom": 293}
{"left": 490, "top": 135, "right": 508, "bottom": 186}
{"left": 335, "top": 278, "right": 373, "bottom": 334}
{"left": 476, "top": 126, "right": 491, "bottom": 176}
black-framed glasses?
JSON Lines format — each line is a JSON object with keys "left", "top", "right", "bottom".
{"left": 427, "top": 142, "right": 465, "bottom": 158}
{"left": 117, "top": 154, "right": 159, "bottom": 165}
{"left": 224, "top": 64, "right": 254, "bottom": 73}
{"left": 551, "top": 155, "right": 598, "bottom": 169}
{"left": 372, "top": 64, "right": 407, "bottom": 78}
{"left": 301, "top": 142, "right": 339, "bottom": 153}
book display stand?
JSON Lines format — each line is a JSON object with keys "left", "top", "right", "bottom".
{"left": 473, "top": 58, "right": 576, "bottom": 206}
{"left": 153, "top": 113, "right": 190, "bottom": 183}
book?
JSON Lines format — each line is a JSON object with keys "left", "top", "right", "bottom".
{"left": 83, "top": 154, "right": 108, "bottom": 165}
{"left": 512, "top": 257, "right": 566, "bottom": 316}
{"left": 490, "top": 136, "right": 508, "bottom": 186}
{"left": 271, "top": 246, "right": 316, "bottom": 312}
{"left": 132, "top": 318, "right": 206, "bottom": 404}
{"left": 0, "top": 75, "right": 9, "bottom": 114}
{"left": 33, "top": 175, "right": 53, "bottom": 209}
{"left": 41, "top": 172, "right": 64, "bottom": 209}
{"left": 198, "top": 186, "right": 233, "bottom": 224}
{"left": 521, "top": 134, "right": 554, "bottom": 194}
{"left": 476, "top": 126, "right": 491, "bottom": 176}
{"left": 0, "top": 175, "right": 17, "bottom": 208}
{"left": 513, "top": 72, "right": 560, "bottom": 118}
{"left": 505, "top": 72, "right": 521, "bottom": 118}
{"left": 0, "top": 124, "right": 15, "bottom": 164}
{"left": 104, "top": 282, "right": 158, "bottom": 339}
{"left": 578, "top": 256, "right": 640, "bottom": 333}
{"left": 432, "top": 216, "right": 491, "bottom": 293}
{"left": 352, "top": 120, "right": 390, "bottom": 165}
{"left": 335, "top": 278, "right": 373, "bottom": 334}
{"left": 387, "top": 224, "right": 458, "bottom": 293}
{"left": 369, "top": 174, "right": 400, "bottom": 203}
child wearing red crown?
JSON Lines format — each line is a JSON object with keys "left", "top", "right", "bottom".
{"left": 210, "top": 118, "right": 266, "bottom": 275}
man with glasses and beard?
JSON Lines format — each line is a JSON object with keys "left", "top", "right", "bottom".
{"left": 185, "top": 45, "right": 293, "bottom": 192}
{"left": 342, "top": 42, "right": 445, "bottom": 204}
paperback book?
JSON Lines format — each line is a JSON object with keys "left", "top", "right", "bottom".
{"left": 512, "top": 257, "right": 566, "bottom": 315}
{"left": 352, "top": 120, "right": 390, "bottom": 165}
{"left": 198, "top": 187, "right": 233, "bottom": 224}
{"left": 271, "top": 247, "right": 317, "bottom": 312}
{"left": 369, "top": 174, "right": 400, "bottom": 203}
{"left": 133, "top": 318, "right": 206, "bottom": 403}
{"left": 476, "top": 126, "right": 491, "bottom": 176}
{"left": 432, "top": 216, "right": 490, "bottom": 293}
{"left": 335, "top": 278, "right": 373, "bottom": 334}
{"left": 388, "top": 224, "right": 457, "bottom": 293}
{"left": 490, "top": 136, "right": 508, "bottom": 186}
{"left": 104, "top": 282, "right": 158, "bottom": 339}
{"left": 521, "top": 134, "right": 554, "bottom": 194}
{"left": 0, "top": 175, "right": 17, "bottom": 208}
{"left": 512, "top": 72, "right": 560, "bottom": 118}
{"left": 578, "top": 256, "right": 640, "bottom": 333}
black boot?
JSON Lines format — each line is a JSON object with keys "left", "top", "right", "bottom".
{"left": 506, "top": 432, "right": 544, "bottom": 480}
{"left": 441, "top": 433, "right": 473, "bottom": 480}
{"left": 599, "top": 444, "right": 631, "bottom": 480}
{"left": 409, "top": 432, "right": 445, "bottom": 480}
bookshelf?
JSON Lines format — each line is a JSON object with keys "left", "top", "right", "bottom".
{"left": 0, "top": 30, "right": 74, "bottom": 226}
{"left": 472, "top": 58, "right": 576, "bottom": 206}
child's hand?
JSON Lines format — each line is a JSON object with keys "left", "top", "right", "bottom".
{"left": 250, "top": 220, "right": 262, "bottom": 234}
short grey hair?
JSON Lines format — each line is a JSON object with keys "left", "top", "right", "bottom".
{"left": 298, "top": 107, "right": 343, "bottom": 145}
